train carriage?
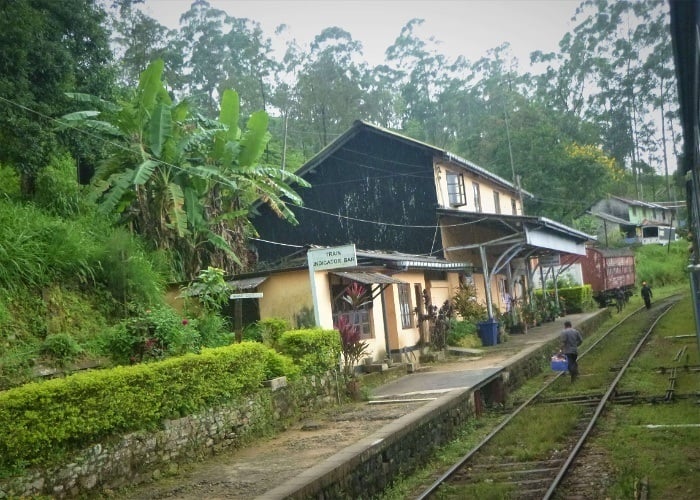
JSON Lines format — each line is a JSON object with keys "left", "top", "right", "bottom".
{"left": 562, "top": 247, "right": 636, "bottom": 307}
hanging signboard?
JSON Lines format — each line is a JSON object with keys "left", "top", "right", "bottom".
{"left": 307, "top": 244, "right": 357, "bottom": 270}
{"left": 539, "top": 253, "right": 561, "bottom": 267}
{"left": 229, "top": 292, "right": 263, "bottom": 299}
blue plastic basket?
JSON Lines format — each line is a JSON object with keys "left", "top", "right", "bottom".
{"left": 550, "top": 355, "right": 568, "bottom": 371}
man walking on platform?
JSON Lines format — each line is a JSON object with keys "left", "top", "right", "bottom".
{"left": 560, "top": 320, "right": 583, "bottom": 382}
{"left": 641, "top": 281, "right": 653, "bottom": 309}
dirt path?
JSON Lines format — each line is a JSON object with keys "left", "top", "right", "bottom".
{"left": 108, "top": 355, "right": 515, "bottom": 499}
{"left": 109, "top": 399, "right": 425, "bottom": 499}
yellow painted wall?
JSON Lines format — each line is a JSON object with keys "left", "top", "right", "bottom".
{"left": 258, "top": 270, "right": 314, "bottom": 327}
{"left": 471, "top": 272, "right": 509, "bottom": 316}
{"left": 251, "top": 268, "right": 469, "bottom": 360}
{"left": 434, "top": 161, "right": 522, "bottom": 215}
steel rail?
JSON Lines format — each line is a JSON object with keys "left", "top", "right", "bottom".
{"left": 542, "top": 302, "right": 674, "bottom": 499}
{"left": 415, "top": 299, "right": 677, "bottom": 500}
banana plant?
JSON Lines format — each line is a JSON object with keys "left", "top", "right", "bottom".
{"left": 63, "top": 59, "right": 308, "bottom": 279}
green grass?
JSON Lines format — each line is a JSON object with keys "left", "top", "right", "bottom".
{"left": 488, "top": 405, "right": 583, "bottom": 460}
{"left": 599, "top": 402, "right": 700, "bottom": 499}
{"left": 381, "top": 288, "right": 699, "bottom": 499}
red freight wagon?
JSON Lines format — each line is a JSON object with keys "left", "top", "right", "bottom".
{"left": 563, "top": 247, "right": 636, "bottom": 307}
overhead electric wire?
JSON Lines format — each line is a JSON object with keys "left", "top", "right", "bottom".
{"left": 0, "top": 94, "right": 595, "bottom": 219}
{"left": 292, "top": 204, "right": 489, "bottom": 229}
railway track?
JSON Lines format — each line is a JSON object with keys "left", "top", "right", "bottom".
{"left": 415, "top": 297, "right": 679, "bottom": 500}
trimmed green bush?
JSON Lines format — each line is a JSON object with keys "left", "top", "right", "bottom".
{"left": 556, "top": 285, "right": 593, "bottom": 313}
{"left": 263, "top": 349, "right": 300, "bottom": 380}
{"left": 447, "top": 320, "right": 479, "bottom": 347}
{"left": 0, "top": 342, "right": 282, "bottom": 471}
{"left": 277, "top": 328, "right": 341, "bottom": 375}
{"left": 258, "top": 318, "right": 290, "bottom": 348}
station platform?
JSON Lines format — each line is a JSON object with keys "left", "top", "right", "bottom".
{"left": 259, "top": 310, "right": 606, "bottom": 499}
{"left": 121, "top": 310, "right": 607, "bottom": 500}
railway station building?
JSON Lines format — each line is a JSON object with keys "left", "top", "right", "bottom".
{"left": 240, "top": 120, "right": 594, "bottom": 363}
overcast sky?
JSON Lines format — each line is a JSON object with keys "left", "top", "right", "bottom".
{"left": 141, "top": 0, "right": 582, "bottom": 69}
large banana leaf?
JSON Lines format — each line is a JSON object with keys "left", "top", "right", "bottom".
{"left": 218, "top": 89, "right": 240, "bottom": 141}
{"left": 149, "top": 102, "right": 173, "bottom": 158}
{"left": 133, "top": 160, "right": 159, "bottom": 185}
{"left": 165, "top": 182, "right": 188, "bottom": 238}
{"left": 238, "top": 111, "right": 270, "bottom": 167}
{"left": 212, "top": 89, "right": 241, "bottom": 162}
{"left": 137, "top": 59, "right": 167, "bottom": 114}
{"left": 99, "top": 172, "right": 135, "bottom": 215}
{"left": 60, "top": 110, "right": 100, "bottom": 121}
{"left": 65, "top": 92, "right": 120, "bottom": 112}
{"left": 183, "top": 186, "right": 206, "bottom": 229}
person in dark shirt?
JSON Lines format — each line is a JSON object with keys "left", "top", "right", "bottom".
{"left": 560, "top": 320, "right": 583, "bottom": 382}
{"left": 615, "top": 287, "right": 625, "bottom": 313}
{"left": 641, "top": 281, "right": 653, "bottom": 309}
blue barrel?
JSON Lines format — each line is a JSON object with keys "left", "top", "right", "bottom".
{"left": 477, "top": 320, "right": 499, "bottom": 346}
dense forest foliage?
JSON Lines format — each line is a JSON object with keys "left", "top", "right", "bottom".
{"left": 1, "top": 0, "right": 682, "bottom": 247}
{"left": 0, "top": 0, "right": 687, "bottom": 385}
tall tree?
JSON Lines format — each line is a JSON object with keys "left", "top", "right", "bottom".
{"left": 295, "top": 27, "right": 366, "bottom": 148}
{"left": 178, "top": 0, "right": 278, "bottom": 119}
{"left": 109, "top": 0, "right": 185, "bottom": 90}
{"left": 385, "top": 18, "right": 449, "bottom": 144}
{"left": 0, "top": 0, "right": 114, "bottom": 196}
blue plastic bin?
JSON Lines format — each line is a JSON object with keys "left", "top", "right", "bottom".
{"left": 477, "top": 320, "right": 499, "bottom": 346}
{"left": 550, "top": 355, "right": 568, "bottom": 371}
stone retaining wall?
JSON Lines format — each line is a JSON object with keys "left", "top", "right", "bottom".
{"left": 0, "top": 374, "right": 339, "bottom": 499}
{"left": 2, "top": 312, "right": 610, "bottom": 499}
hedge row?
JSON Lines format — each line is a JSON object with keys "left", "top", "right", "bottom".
{"left": 556, "top": 285, "right": 594, "bottom": 313}
{"left": 277, "top": 328, "right": 341, "bottom": 375}
{"left": 0, "top": 342, "right": 289, "bottom": 470}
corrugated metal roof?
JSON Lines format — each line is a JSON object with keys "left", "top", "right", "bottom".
{"left": 589, "top": 211, "right": 632, "bottom": 225}
{"left": 331, "top": 271, "right": 406, "bottom": 285}
{"left": 355, "top": 249, "right": 471, "bottom": 269}
{"left": 226, "top": 276, "right": 267, "bottom": 290}
{"left": 182, "top": 276, "right": 267, "bottom": 297}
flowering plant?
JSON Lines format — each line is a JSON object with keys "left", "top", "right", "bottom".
{"left": 335, "top": 314, "right": 370, "bottom": 379}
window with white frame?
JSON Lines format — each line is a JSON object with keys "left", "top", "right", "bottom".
{"left": 446, "top": 171, "right": 466, "bottom": 206}
{"left": 511, "top": 198, "right": 518, "bottom": 215}
{"left": 398, "top": 283, "right": 413, "bottom": 328}
{"left": 493, "top": 191, "right": 501, "bottom": 214}
{"left": 472, "top": 182, "right": 482, "bottom": 212}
